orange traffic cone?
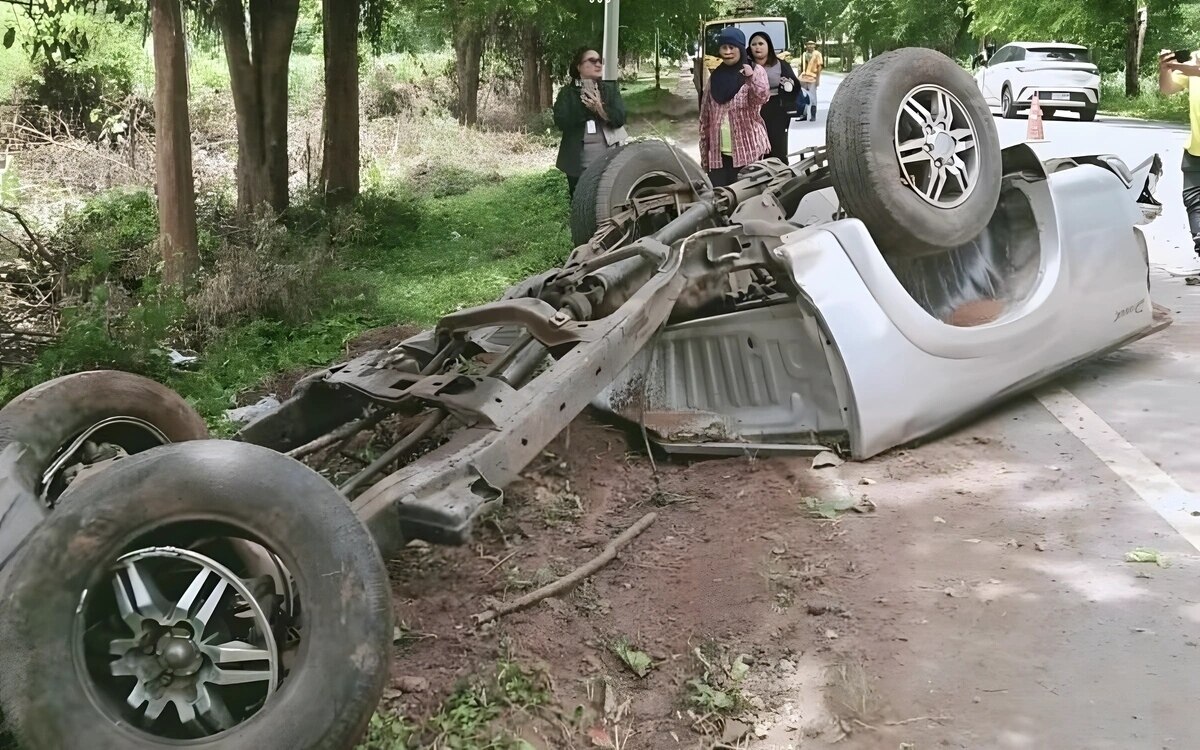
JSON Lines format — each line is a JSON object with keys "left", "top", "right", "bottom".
{"left": 1026, "top": 94, "right": 1047, "bottom": 142}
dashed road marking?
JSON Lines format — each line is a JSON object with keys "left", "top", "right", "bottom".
{"left": 1036, "top": 386, "right": 1200, "bottom": 553}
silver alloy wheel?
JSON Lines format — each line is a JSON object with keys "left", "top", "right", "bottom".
{"left": 40, "top": 417, "right": 172, "bottom": 506}
{"left": 894, "top": 84, "right": 981, "bottom": 209}
{"left": 91, "top": 546, "right": 281, "bottom": 737}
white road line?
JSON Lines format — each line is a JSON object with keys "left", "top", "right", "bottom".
{"left": 1036, "top": 386, "right": 1200, "bottom": 553}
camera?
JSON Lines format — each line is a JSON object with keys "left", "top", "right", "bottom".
{"left": 1175, "top": 49, "right": 1192, "bottom": 63}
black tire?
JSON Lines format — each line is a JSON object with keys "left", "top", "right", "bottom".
{"left": 0, "top": 440, "right": 392, "bottom": 750}
{"left": 0, "top": 371, "right": 208, "bottom": 567}
{"left": 1001, "top": 86, "right": 1018, "bottom": 119}
{"left": 1080, "top": 105, "right": 1097, "bottom": 122}
{"left": 569, "top": 140, "right": 705, "bottom": 247}
{"left": 1042, "top": 108, "right": 1056, "bottom": 119}
{"left": 826, "top": 47, "right": 1003, "bottom": 257}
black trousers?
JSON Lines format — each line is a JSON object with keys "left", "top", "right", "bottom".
{"left": 707, "top": 155, "right": 739, "bottom": 188}
{"left": 707, "top": 150, "right": 771, "bottom": 188}
{"left": 567, "top": 175, "right": 580, "bottom": 199}
{"left": 760, "top": 97, "right": 791, "bottom": 162}
{"left": 1183, "top": 152, "right": 1200, "bottom": 255}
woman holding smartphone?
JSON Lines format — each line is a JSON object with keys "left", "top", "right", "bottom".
{"left": 553, "top": 47, "right": 628, "bottom": 199}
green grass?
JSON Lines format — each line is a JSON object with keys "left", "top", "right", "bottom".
{"left": 620, "top": 78, "right": 675, "bottom": 116}
{"left": 177, "top": 169, "right": 569, "bottom": 424}
{"left": 0, "top": 168, "right": 571, "bottom": 427}
{"left": 1099, "top": 72, "right": 1189, "bottom": 123}
{"left": 337, "top": 170, "right": 570, "bottom": 326}
{"left": 0, "top": 41, "right": 32, "bottom": 105}
{"left": 356, "top": 657, "right": 550, "bottom": 750}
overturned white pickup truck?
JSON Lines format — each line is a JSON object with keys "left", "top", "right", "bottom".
{"left": 0, "top": 48, "right": 1169, "bottom": 749}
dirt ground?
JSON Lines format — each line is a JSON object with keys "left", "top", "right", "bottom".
{"left": 366, "top": 411, "right": 881, "bottom": 749}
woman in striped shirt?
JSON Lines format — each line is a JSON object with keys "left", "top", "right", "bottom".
{"left": 698, "top": 27, "right": 771, "bottom": 188}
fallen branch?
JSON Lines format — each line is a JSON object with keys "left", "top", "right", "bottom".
{"left": 884, "top": 715, "right": 951, "bottom": 726}
{"left": 472, "top": 511, "right": 658, "bottom": 625}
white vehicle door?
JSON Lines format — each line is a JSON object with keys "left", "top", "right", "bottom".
{"left": 978, "top": 46, "right": 1010, "bottom": 102}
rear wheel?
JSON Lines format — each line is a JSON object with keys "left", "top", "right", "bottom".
{"left": 826, "top": 47, "right": 1003, "bottom": 257}
{"left": 569, "top": 140, "right": 704, "bottom": 247}
{"left": 1042, "top": 108, "right": 1056, "bottom": 119}
{"left": 0, "top": 440, "right": 392, "bottom": 750}
{"left": 1080, "top": 105, "right": 1097, "bottom": 122}
{"left": 0, "top": 371, "right": 208, "bottom": 568}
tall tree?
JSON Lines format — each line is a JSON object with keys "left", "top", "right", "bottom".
{"left": 151, "top": 0, "right": 199, "bottom": 286}
{"left": 319, "top": 0, "right": 359, "bottom": 204}
{"left": 204, "top": 0, "right": 301, "bottom": 214}
{"left": 3, "top": 0, "right": 199, "bottom": 285}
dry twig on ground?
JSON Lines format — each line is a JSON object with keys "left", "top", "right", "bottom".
{"left": 472, "top": 512, "right": 658, "bottom": 625}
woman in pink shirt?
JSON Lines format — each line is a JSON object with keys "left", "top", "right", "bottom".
{"left": 698, "top": 27, "right": 771, "bottom": 187}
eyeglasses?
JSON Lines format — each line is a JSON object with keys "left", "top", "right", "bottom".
{"left": 584, "top": 56, "right": 603, "bottom": 64}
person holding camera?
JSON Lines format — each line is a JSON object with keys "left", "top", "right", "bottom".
{"left": 748, "top": 31, "right": 802, "bottom": 162}
{"left": 699, "top": 27, "right": 770, "bottom": 188}
{"left": 1160, "top": 48, "right": 1200, "bottom": 271}
{"left": 554, "top": 47, "right": 628, "bottom": 199}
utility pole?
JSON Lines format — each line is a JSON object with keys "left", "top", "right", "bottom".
{"left": 602, "top": 0, "right": 620, "bottom": 81}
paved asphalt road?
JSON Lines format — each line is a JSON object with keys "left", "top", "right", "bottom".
{"left": 688, "top": 72, "right": 1200, "bottom": 748}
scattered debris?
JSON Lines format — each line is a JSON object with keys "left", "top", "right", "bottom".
{"left": 224, "top": 395, "right": 281, "bottom": 425}
{"left": 824, "top": 629, "right": 840, "bottom": 640}
{"left": 472, "top": 512, "right": 658, "bottom": 625}
{"left": 720, "top": 719, "right": 752, "bottom": 744}
{"left": 166, "top": 348, "right": 200, "bottom": 368}
{"left": 395, "top": 676, "right": 429, "bottom": 693}
{"left": 1034, "top": 540, "right": 1047, "bottom": 552}
{"left": 804, "top": 494, "right": 873, "bottom": 519}
{"left": 611, "top": 639, "right": 655, "bottom": 678}
{"left": 1186, "top": 276, "right": 1200, "bottom": 286}
{"left": 933, "top": 516, "right": 947, "bottom": 524}
{"left": 859, "top": 477, "right": 876, "bottom": 485}
{"left": 587, "top": 725, "right": 614, "bottom": 748}
{"left": 812, "top": 451, "right": 845, "bottom": 469}
{"left": 1125, "top": 547, "right": 1168, "bottom": 567}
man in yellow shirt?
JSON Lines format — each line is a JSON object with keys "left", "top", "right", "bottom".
{"left": 799, "top": 40, "right": 824, "bottom": 121}
{"left": 1160, "top": 48, "right": 1200, "bottom": 271}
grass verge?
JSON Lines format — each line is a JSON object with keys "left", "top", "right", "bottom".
{"left": 0, "top": 168, "right": 571, "bottom": 429}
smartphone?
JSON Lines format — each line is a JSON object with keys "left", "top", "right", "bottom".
{"left": 1176, "top": 49, "right": 1192, "bottom": 63}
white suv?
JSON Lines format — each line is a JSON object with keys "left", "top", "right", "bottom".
{"left": 973, "top": 42, "right": 1100, "bottom": 121}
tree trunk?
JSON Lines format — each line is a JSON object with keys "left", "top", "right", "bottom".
{"left": 520, "top": 26, "right": 540, "bottom": 115}
{"left": 150, "top": 0, "right": 199, "bottom": 288}
{"left": 1126, "top": 6, "right": 1147, "bottom": 97}
{"left": 453, "top": 26, "right": 483, "bottom": 126}
{"left": 538, "top": 61, "right": 552, "bottom": 114}
{"left": 217, "top": 0, "right": 300, "bottom": 215}
{"left": 319, "top": 0, "right": 360, "bottom": 205}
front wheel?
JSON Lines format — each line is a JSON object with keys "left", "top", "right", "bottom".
{"left": 1001, "top": 87, "right": 1018, "bottom": 119}
{"left": 0, "top": 441, "right": 392, "bottom": 750}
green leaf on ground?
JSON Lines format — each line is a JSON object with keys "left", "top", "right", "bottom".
{"left": 804, "top": 494, "right": 856, "bottom": 519}
{"left": 1125, "top": 547, "right": 1168, "bottom": 567}
{"left": 610, "top": 639, "right": 654, "bottom": 678}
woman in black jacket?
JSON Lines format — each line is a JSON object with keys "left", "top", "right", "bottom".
{"left": 748, "top": 31, "right": 801, "bottom": 162}
{"left": 553, "top": 47, "right": 628, "bottom": 199}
